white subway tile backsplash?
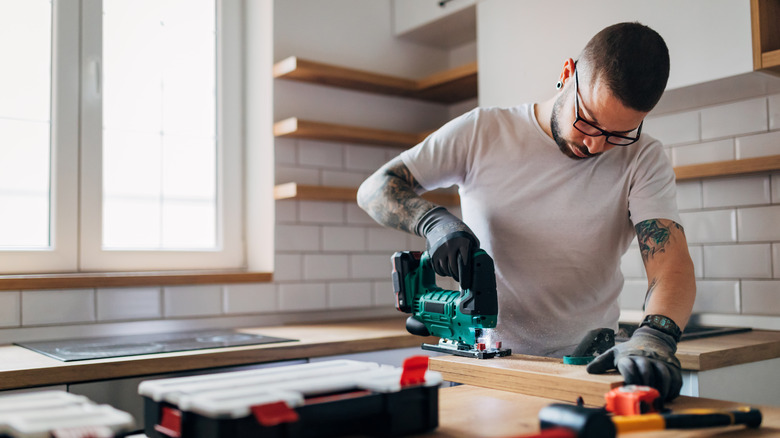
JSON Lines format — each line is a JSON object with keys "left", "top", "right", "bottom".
{"left": 769, "top": 93, "right": 780, "bottom": 131}
{"left": 303, "top": 254, "right": 349, "bottom": 280}
{"left": 741, "top": 280, "right": 780, "bottom": 315}
{"left": 689, "top": 246, "right": 704, "bottom": 278}
{"left": 274, "top": 138, "right": 297, "bottom": 165}
{"left": 672, "top": 139, "right": 734, "bottom": 167}
{"left": 692, "top": 280, "right": 740, "bottom": 314}
{"left": 278, "top": 283, "right": 327, "bottom": 311}
{"left": 275, "top": 200, "right": 297, "bottom": 223}
{"left": 703, "top": 244, "right": 772, "bottom": 278}
{"left": 736, "top": 130, "right": 780, "bottom": 159}
{"left": 274, "top": 254, "right": 303, "bottom": 282}
{"left": 163, "top": 286, "right": 222, "bottom": 317}
{"left": 676, "top": 181, "right": 702, "bottom": 210}
{"left": 620, "top": 247, "right": 646, "bottom": 279}
{"left": 322, "top": 170, "right": 369, "bottom": 187}
{"left": 407, "top": 233, "right": 426, "bottom": 252}
{"left": 0, "top": 292, "right": 20, "bottom": 327}
{"left": 346, "top": 204, "right": 377, "bottom": 225}
{"left": 774, "top": 244, "right": 780, "bottom": 278}
{"left": 275, "top": 166, "right": 320, "bottom": 185}
{"left": 298, "top": 140, "right": 343, "bottom": 169}
{"left": 328, "top": 282, "right": 372, "bottom": 308}
{"left": 97, "top": 288, "right": 161, "bottom": 321}
{"left": 678, "top": 210, "right": 736, "bottom": 244}
{"left": 702, "top": 175, "right": 771, "bottom": 208}
{"left": 351, "top": 254, "right": 392, "bottom": 280}
{"left": 276, "top": 225, "right": 321, "bottom": 252}
{"left": 619, "top": 280, "right": 648, "bottom": 310}
{"left": 372, "top": 281, "right": 395, "bottom": 306}
{"left": 368, "top": 228, "right": 408, "bottom": 252}
{"left": 299, "top": 201, "right": 344, "bottom": 224}
{"left": 345, "top": 145, "right": 389, "bottom": 172}
{"left": 701, "top": 97, "right": 767, "bottom": 140}
{"left": 772, "top": 173, "right": 780, "bottom": 204}
{"left": 644, "top": 111, "right": 699, "bottom": 146}
{"left": 323, "top": 226, "right": 366, "bottom": 252}
{"left": 22, "top": 289, "right": 95, "bottom": 326}
{"left": 737, "top": 205, "right": 780, "bottom": 241}
{"left": 224, "top": 283, "right": 277, "bottom": 314}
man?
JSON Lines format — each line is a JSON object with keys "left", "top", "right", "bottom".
{"left": 357, "top": 22, "right": 695, "bottom": 401}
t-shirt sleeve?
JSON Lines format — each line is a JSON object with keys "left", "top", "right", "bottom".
{"left": 399, "top": 109, "right": 479, "bottom": 191}
{"left": 627, "top": 139, "right": 681, "bottom": 226}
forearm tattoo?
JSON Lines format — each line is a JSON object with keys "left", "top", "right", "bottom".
{"left": 635, "top": 219, "right": 684, "bottom": 263}
{"left": 358, "top": 159, "right": 437, "bottom": 234}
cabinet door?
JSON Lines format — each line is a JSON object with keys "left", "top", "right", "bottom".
{"left": 478, "top": 0, "right": 754, "bottom": 107}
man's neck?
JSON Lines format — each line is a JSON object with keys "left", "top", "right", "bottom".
{"left": 534, "top": 98, "right": 555, "bottom": 140}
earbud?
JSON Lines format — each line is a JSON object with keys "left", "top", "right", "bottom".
{"left": 556, "top": 81, "right": 563, "bottom": 90}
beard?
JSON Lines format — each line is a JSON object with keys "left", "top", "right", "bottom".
{"left": 550, "top": 93, "right": 600, "bottom": 160}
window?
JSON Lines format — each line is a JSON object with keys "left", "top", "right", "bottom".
{"left": 0, "top": 0, "right": 247, "bottom": 274}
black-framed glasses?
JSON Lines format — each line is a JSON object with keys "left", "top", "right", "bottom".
{"left": 573, "top": 68, "right": 643, "bottom": 146}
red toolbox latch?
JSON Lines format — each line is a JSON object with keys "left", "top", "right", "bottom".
{"left": 400, "top": 355, "right": 429, "bottom": 387}
{"left": 154, "top": 406, "right": 182, "bottom": 438}
{"left": 251, "top": 401, "right": 300, "bottom": 427}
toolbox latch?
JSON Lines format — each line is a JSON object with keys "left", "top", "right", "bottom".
{"left": 400, "top": 355, "right": 429, "bottom": 387}
{"left": 154, "top": 406, "right": 182, "bottom": 438}
{"left": 251, "top": 401, "right": 300, "bottom": 427}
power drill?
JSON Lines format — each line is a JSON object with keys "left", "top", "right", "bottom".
{"left": 391, "top": 249, "right": 511, "bottom": 359}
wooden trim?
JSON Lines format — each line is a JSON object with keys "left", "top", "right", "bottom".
{"left": 274, "top": 183, "right": 460, "bottom": 206}
{"left": 273, "top": 117, "right": 424, "bottom": 148}
{"left": 751, "top": 0, "right": 764, "bottom": 70}
{"left": 273, "top": 56, "right": 477, "bottom": 103}
{"left": 0, "top": 271, "right": 272, "bottom": 291}
{"left": 674, "top": 154, "right": 780, "bottom": 181}
{"left": 762, "top": 48, "right": 780, "bottom": 69}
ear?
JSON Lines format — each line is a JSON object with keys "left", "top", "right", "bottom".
{"left": 558, "top": 58, "right": 576, "bottom": 87}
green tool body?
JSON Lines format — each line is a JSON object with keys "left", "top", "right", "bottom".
{"left": 392, "top": 249, "right": 511, "bottom": 359}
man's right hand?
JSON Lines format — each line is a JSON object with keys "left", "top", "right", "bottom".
{"left": 416, "top": 207, "right": 480, "bottom": 289}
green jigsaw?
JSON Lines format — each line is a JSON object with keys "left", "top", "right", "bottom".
{"left": 391, "top": 249, "right": 512, "bottom": 359}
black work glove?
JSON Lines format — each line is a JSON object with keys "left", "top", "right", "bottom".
{"left": 586, "top": 326, "right": 682, "bottom": 401}
{"left": 415, "top": 206, "right": 480, "bottom": 289}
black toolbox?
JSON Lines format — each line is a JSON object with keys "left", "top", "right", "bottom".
{"left": 139, "top": 357, "right": 441, "bottom": 438}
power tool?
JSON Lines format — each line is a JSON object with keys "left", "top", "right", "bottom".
{"left": 391, "top": 249, "right": 512, "bottom": 359}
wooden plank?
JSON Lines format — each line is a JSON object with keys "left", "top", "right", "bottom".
{"left": 762, "top": 48, "right": 780, "bottom": 70}
{"left": 0, "top": 318, "right": 436, "bottom": 390}
{"left": 437, "top": 385, "right": 780, "bottom": 437}
{"left": 674, "top": 155, "right": 780, "bottom": 181}
{"left": 0, "top": 271, "right": 272, "bottom": 291}
{"left": 273, "top": 56, "right": 478, "bottom": 103}
{"left": 677, "top": 330, "right": 780, "bottom": 371}
{"left": 273, "top": 56, "right": 417, "bottom": 96}
{"left": 429, "top": 354, "right": 624, "bottom": 406}
{"left": 274, "top": 117, "right": 423, "bottom": 148}
{"left": 274, "top": 183, "right": 460, "bottom": 206}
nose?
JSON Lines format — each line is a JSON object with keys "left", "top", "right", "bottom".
{"left": 583, "top": 135, "right": 610, "bottom": 154}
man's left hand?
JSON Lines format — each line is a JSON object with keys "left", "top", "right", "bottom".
{"left": 586, "top": 326, "right": 682, "bottom": 401}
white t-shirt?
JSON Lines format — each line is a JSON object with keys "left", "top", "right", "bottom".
{"left": 400, "top": 104, "right": 680, "bottom": 357}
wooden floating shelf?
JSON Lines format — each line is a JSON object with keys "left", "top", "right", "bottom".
{"left": 274, "top": 117, "right": 428, "bottom": 149}
{"left": 751, "top": 0, "right": 780, "bottom": 75}
{"left": 273, "top": 56, "right": 478, "bottom": 104}
{"left": 0, "top": 271, "right": 273, "bottom": 291}
{"left": 274, "top": 182, "right": 460, "bottom": 206}
{"left": 674, "top": 154, "right": 780, "bottom": 181}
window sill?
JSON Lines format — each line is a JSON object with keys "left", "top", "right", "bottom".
{"left": 0, "top": 270, "right": 273, "bottom": 291}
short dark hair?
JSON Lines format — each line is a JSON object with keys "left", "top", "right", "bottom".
{"left": 578, "top": 22, "right": 670, "bottom": 112}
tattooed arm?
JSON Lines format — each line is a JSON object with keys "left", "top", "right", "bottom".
{"left": 356, "top": 156, "right": 439, "bottom": 234}
{"left": 635, "top": 219, "right": 696, "bottom": 329}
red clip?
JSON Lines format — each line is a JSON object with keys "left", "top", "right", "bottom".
{"left": 154, "top": 406, "right": 182, "bottom": 438}
{"left": 251, "top": 401, "right": 300, "bottom": 427}
{"left": 400, "top": 355, "right": 429, "bottom": 387}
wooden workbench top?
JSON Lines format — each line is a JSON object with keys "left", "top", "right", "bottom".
{"left": 431, "top": 385, "right": 780, "bottom": 437}
{"left": 0, "top": 318, "right": 434, "bottom": 391}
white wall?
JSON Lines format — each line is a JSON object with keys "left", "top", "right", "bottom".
{"left": 477, "top": 0, "right": 753, "bottom": 108}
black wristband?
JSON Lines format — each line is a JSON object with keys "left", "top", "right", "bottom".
{"left": 640, "top": 314, "right": 682, "bottom": 343}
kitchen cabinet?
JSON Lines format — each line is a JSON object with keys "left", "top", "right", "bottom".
{"left": 392, "top": 0, "right": 476, "bottom": 48}
{"left": 752, "top": 0, "right": 780, "bottom": 75}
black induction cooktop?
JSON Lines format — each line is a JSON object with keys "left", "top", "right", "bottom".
{"left": 15, "top": 329, "right": 297, "bottom": 362}
{"left": 617, "top": 322, "right": 751, "bottom": 342}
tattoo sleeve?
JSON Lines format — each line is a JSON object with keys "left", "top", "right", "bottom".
{"left": 356, "top": 157, "right": 438, "bottom": 235}
{"left": 635, "top": 219, "right": 685, "bottom": 263}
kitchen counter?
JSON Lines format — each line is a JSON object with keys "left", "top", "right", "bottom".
{"left": 0, "top": 319, "right": 778, "bottom": 394}
{"left": 430, "top": 385, "right": 780, "bottom": 437}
